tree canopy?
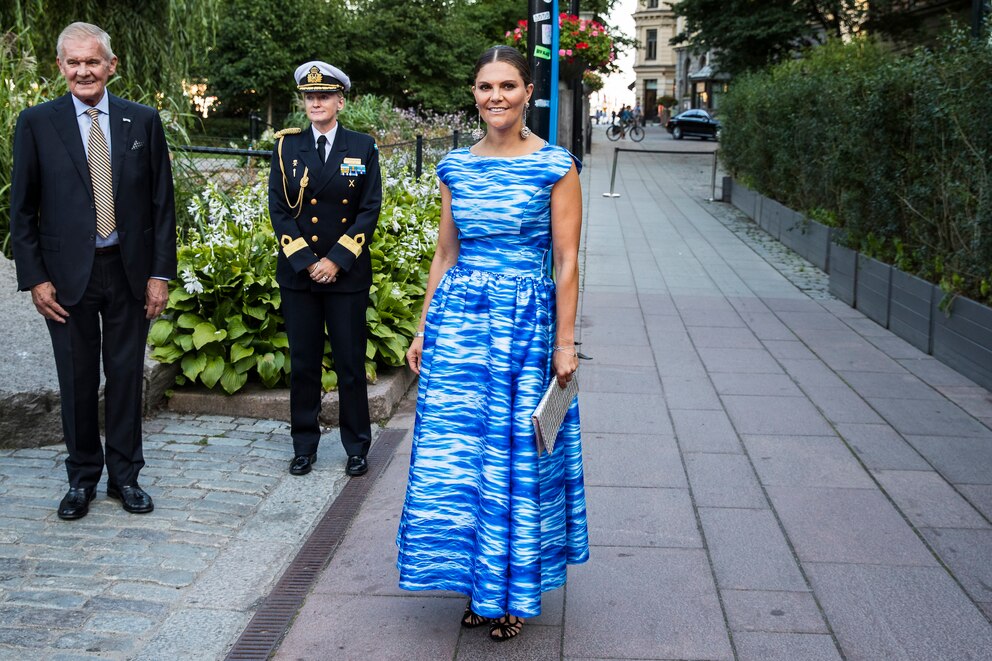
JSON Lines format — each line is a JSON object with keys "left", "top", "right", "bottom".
{"left": 1, "top": 0, "right": 219, "bottom": 106}
{"left": 203, "top": 0, "right": 627, "bottom": 118}
{"left": 669, "top": 0, "right": 870, "bottom": 76}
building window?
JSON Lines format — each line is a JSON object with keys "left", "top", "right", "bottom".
{"left": 647, "top": 0, "right": 659, "bottom": 7}
{"left": 646, "top": 29, "right": 657, "bottom": 61}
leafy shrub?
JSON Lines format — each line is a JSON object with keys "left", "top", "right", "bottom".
{"left": 148, "top": 168, "right": 439, "bottom": 394}
{"left": 0, "top": 31, "right": 52, "bottom": 256}
{"left": 721, "top": 29, "right": 992, "bottom": 303}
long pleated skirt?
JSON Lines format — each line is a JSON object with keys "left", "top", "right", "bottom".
{"left": 395, "top": 263, "right": 589, "bottom": 618}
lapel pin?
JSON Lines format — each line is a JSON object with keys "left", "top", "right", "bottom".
{"left": 122, "top": 117, "right": 131, "bottom": 123}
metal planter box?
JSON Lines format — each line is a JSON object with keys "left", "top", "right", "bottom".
{"left": 779, "top": 215, "right": 830, "bottom": 271}
{"left": 730, "top": 182, "right": 759, "bottom": 220}
{"left": 828, "top": 239, "right": 858, "bottom": 306}
{"left": 758, "top": 197, "right": 789, "bottom": 239}
{"left": 855, "top": 255, "right": 892, "bottom": 327}
{"left": 932, "top": 291, "right": 992, "bottom": 391}
{"left": 889, "top": 270, "right": 933, "bottom": 353}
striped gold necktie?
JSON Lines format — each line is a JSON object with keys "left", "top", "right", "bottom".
{"left": 86, "top": 107, "right": 115, "bottom": 238}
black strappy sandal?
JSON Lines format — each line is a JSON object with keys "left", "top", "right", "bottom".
{"left": 488, "top": 614, "right": 524, "bottom": 642}
{"left": 461, "top": 603, "right": 490, "bottom": 629}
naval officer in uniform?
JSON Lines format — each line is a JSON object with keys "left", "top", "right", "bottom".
{"left": 268, "top": 61, "right": 382, "bottom": 477}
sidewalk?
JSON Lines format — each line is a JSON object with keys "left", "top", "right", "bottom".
{"left": 273, "top": 126, "right": 992, "bottom": 660}
{"left": 0, "top": 126, "right": 990, "bottom": 661}
{"left": 0, "top": 412, "right": 373, "bottom": 660}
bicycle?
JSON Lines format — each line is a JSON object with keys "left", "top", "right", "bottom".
{"left": 606, "top": 121, "right": 644, "bottom": 142}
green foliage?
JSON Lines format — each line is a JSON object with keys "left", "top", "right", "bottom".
{"left": 1, "top": 0, "right": 219, "bottom": 103}
{"left": 149, "top": 169, "right": 440, "bottom": 393}
{"left": 720, "top": 31, "right": 992, "bottom": 304}
{"left": 148, "top": 180, "right": 288, "bottom": 393}
{"left": 0, "top": 30, "right": 47, "bottom": 256}
{"left": 344, "top": 0, "right": 487, "bottom": 113}
{"left": 669, "top": 0, "right": 868, "bottom": 76}
{"left": 202, "top": 0, "right": 342, "bottom": 122}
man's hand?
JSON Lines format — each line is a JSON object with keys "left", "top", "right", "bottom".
{"left": 30, "top": 282, "right": 69, "bottom": 323}
{"left": 145, "top": 279, "right": 169, "bottom": 319}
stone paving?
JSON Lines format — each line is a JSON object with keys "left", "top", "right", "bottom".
{"left": 274, "top": 126, "right": 992, "bottom": 660}
{"left": 0, "top": 412, "right": 376, "bottom": 660}
{"left": 2, "top": 125, "right": 992, "bottom": 660}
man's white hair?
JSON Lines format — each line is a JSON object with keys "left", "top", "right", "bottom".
{"left": 57, "top": 22, "right": 115, "bottom": 60}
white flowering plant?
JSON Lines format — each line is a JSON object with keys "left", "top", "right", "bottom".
{"left": 148, "top": 168, "right": 440, "bottom": 394}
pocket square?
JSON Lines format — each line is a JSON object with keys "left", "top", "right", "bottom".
{"left": 130, "top": 140, "right": 144, "bottom": 150}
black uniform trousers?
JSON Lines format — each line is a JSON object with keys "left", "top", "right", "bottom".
{"left": 281, "top": 287, "right": 371, "bottom": 458}
{"left": 46, "top": 250, "right": 149, "bottom": 490}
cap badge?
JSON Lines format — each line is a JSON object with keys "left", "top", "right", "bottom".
{"left": 307, "top": 66, "right": 323, "bottom": 84}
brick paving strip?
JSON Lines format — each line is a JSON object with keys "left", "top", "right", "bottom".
{"left": 0, "top": 412, "right": 396, "bottom": 660}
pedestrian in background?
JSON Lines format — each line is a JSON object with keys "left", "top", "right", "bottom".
{"left": 397, "top": 45, "right": 589, "bottom": 643}
{"left": 10, "top": 21, "right": 176, "bottom": 520}
{"left": 268, "top": 62, "right": 382, "bottom": 478}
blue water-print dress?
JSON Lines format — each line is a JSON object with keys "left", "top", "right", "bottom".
{"left": 395, "top": 143, "right": 590, "bottom": 619}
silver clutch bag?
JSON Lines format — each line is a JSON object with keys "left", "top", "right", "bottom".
{"left": 532, "top": 375, "right": 578, "bottom": 455}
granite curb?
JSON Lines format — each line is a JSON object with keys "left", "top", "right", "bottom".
{"left": 166, "top": 366, "right": 417, "bottom": 425}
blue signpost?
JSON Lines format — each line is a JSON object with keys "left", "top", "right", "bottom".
{"left": 526, "top": 0, "right": 559, "bottom": 143}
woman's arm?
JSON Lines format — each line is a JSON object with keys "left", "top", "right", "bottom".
{"left": 406, "top": 181, "right": 461, "bottom": 374}
{"left": 550, "top": 163, "right": 582, "bottom": 387}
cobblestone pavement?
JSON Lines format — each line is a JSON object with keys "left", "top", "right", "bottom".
{"left": 0, "top": 412, "right": 378, "bottom": 660}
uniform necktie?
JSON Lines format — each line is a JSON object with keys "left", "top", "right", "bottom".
{"left": 317, "top": 135, "right": 327, "bottom": 167}
{"left": 86, "top": 108, "right": 115, "bottom": 238}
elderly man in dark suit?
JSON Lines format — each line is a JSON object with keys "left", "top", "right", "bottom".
{"left": 269, "top": 61, "right": 382, "bottom": 478}
{"left": 10, "top": 22, "right": 176, "bottom": 520}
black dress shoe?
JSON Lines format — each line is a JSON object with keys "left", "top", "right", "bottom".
{"left": 107, "top": 483, "right": 154, "bottom": 514}
{"left": 57, "top": 487, "right": 96, "bottom": 520}
{"left": 346, "top": 455, "right": 368, "bottom": 476}
{"left": 289, "top": 453, "right": 317, "bottom": 476}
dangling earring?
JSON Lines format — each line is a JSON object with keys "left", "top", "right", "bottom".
{"left": 520, "top": 102, "right": 532, "bottom": 139}
{"left": 472, "top": 105, "right": 486, "bottom": 141}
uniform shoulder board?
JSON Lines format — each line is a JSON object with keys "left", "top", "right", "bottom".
{"left": 274, "top": 127, "right": 303, "bottom": 138}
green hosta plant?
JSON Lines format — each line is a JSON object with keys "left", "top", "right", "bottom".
{"left": 366, "top": 173, "right": 440, "bottom": 381}
{"left": 149, "top": 168, "right": 440, "bottom": 394}
{"left": 148, "top": 179, "right": 288, "bottom": 393}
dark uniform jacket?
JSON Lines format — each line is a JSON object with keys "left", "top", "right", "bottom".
{"left": 10, "top": 92, "right": 177, "bottom": 306}
{"left": 268, "top": 125, "right": 382, "bottom": 293}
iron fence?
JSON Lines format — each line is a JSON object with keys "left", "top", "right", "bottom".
{"left": 173, "top": 131, "right": 461, "bottom": 191}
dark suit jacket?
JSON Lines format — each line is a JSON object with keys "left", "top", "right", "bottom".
{"left": 10, "top": 92, "right": 177, "bottom": 306}
{"left": 268, "top": 125, "right": 382, "bottom": 293}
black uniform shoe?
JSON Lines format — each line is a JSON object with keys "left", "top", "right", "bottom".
{"left": 346, "top": 455, "right": 368, "bottom": 476}
{"left": 289, "top": 453, "right": 317, "bottom": 476}
{"left": 107, "top": 483, "right": 154, "bottom": 514}
{"left": 57, "top": 487, "right": 96, "bottom": 520}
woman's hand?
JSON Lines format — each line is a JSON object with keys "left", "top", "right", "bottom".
{"left": 308, "top": 258, "right": 340, "bottom": 284}
{"left": 553, "top": 347, "right": 578, "bottom": 388}
{"left": 406, "top": 336, "right": 424, "bottom": 375}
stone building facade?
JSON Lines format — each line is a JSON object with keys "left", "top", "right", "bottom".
{"left": 631, "top": 0, "right": 678, "bottom": 122}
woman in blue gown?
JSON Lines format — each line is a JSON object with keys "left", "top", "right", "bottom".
{"left": 397, "top": 45, "right": 589, "bottom": 642}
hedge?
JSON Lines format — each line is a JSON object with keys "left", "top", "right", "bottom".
{"left": 720, "top": 29, "right": 992, "bottom": 304}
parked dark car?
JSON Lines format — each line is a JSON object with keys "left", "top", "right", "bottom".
{"left": 666, "top": 109, "right": 720, "bottom": 140}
